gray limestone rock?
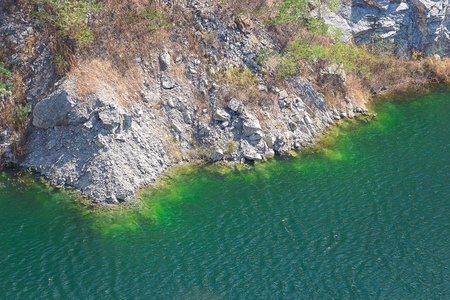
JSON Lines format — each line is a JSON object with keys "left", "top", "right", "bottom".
{"left": 161, "top": 79, "right": 177, "bottom": 89}
{"left": 98, "top": 108, "right": 122, "bottom": 128}
{"left": 264, "top": 135, "right": 276, "bottom": 148}
{"left": 278, "top": 90, "right": 289, "bottom": 100}
{"left": 326, "top": 0, "right": 450, "bottom": 57}
{"left": 348, "top": 110, "right": 355, "bottom": 118}
{"left": 33, "top": 91, "right": 74, "bottom": 128}
{"left": 248, "top": 131, "right": 264, "bottom": 141}
{"left": 228, "top": 98, "right": 244, "bottom": 114}
{"left": 242, "top": 116, "right": 262, "bottom": 136}
{"left": 183, "top": 112, "right": 193, "bottom": 124}
{"left": 213, "top": 109, "right": 230, "bottom": 122}
{"left": 265, "top": 149, "right": 275, "bottom": 158}
{"left": 274, "top": 135, "right": 290, "bottom": 154}
{"left": 159, "top": 52, "right": 171, "bottom": 70}
{"left": 243, "top": 149, "right": 262, "bottom": 161}
{"left": 199, "top": 125, "right": 210, "bottom": 137}
{"left": 0, "top": 128, "right": 14, "bottom": 164}
{"left": 211, "top": 148, "right": 224, "bottom": 161}
{"left": 171, "top": 122, "right": 183, "bottom": 133}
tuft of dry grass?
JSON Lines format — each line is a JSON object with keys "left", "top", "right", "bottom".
{"left": 73, "top": 59, "right": 143, "bottom": 107}
{"left": 0, "top": 72, "right": 29, "bottom": 161}
{"left": 221, "top": 66, "right": 261, "bottom": 105}
{"left": 345, "top": 73, "right": 371, "bottom": 106}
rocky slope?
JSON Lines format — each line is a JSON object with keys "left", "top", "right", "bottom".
{"left": 20, "top": 1, "right": 361, "bottom": 203}
{"left": 0, "top": 0, "right": 445, "bottom": 203}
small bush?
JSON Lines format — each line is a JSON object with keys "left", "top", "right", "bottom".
{"left": 140, "top": 7, "right": 168, "bottom": 34}
{"left": 15, "top": 104, "right": 31, "bottom": 121}
{"left": 31, "top": 0, "right": 101, "bottom": 46}
{"left": 224, "top": 67, "right": 258, "bottom": 89}
{"left": 224, "top": 140, "right": 236, "bottom": 155}
{"left": 0, "top": 63, "right": 14, "bottom": 94}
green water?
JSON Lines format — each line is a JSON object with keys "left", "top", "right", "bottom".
{"left": 1, "top": 87, "right": 449, "bottom": 299}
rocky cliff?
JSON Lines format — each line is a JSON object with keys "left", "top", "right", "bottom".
{"left": 325, "top": 0, "right": 449, "bottom": 57}
{"left": 0, "top": 0, "right": 446, "bottom": 203}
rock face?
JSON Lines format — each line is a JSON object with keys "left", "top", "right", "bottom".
{"left": 24, "top": 79, "right": 172, "bottom": 203}
{"left": 326, "top": 0, "right": 450, "bottom": 57}
{"left": 0, "top": 128, "right": 15, "bottom": 165}
{"left": 33, "top": 81, "right": 89, "bottom": 128}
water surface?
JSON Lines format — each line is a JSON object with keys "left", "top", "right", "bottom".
{"left": 1, "top": 87, "right": 449, "bottom": 299}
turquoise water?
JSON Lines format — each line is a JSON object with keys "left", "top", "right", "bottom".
{"left": 1, "top": 87, "right": 449, "bottom": 299}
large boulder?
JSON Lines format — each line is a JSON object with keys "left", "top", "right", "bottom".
{"left": 243, "top": 148, "right": 262, "bottom": 161}
{"left": 33, "top": 91, "right": 74, "bottom": 129}
{"left": 242, "top": 115, "right": 262, "bottom": 136}
{"left": 211, "top": 148, "right": 224, "bottom": 161}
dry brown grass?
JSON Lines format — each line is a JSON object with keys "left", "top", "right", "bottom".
{"left": 345, "top": 73, "right": 371, "bottom": 106}
{"left": 172, "top": 61, "right": 187, "bottom": 82}
{"left": 187, "top": 31, "right": 203, "bottom": 58}
{"left": 357, "top": 53, "right": 450, "bottom": 99}
{"left": 220, "top": 66, "right": 262, "bottom": 105}
{"left": 261, "top": 27, "right": 450, "bottom": 108}
{"left": 86, "top": 0, "right": 193, "bottom": 62}
{"left": 0, "top": 72, "right": 29, "bottom": 161}
{"left": 73, "top": 58, "right": 143, "bottom": 107}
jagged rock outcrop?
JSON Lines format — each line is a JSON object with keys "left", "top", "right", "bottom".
{"left": 325, "top": 0, "right": 450, "bottom": 57}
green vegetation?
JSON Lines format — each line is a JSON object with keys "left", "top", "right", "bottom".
{"left": 224, "top": 67, "right": 258, "bottom": 89}
{"left": 256, "top": 0, "right": 449, "bottom": 105}
{"left": 14, "top": 104, "right": 31, "bottom": 121}
{"left": 263, "top": 0, "right": 370, "bottom": 77}
{"left": 0, "top": 63, "right": 14, "bottom": 94}
{"left": 224, "top": 140, "right": 236, "bottom": 155}
{"left": 141, "top": 7, "right": 168, "bottom": 33}
{"left": 272, "top": 0, "right": 339, "bottom": 32}
{"left": 31, "top": 0, "right": 101, "bottom": 46}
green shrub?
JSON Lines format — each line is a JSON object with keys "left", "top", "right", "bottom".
{"left": 277, "top": 55, "right": 297, "bottom": 77}
{"left": 325, "top": 41, "right": 371, "bottom": 72}
{"left": 141, "top": 7, "right": 167, "bottom": 34}
{"left": 224, "top": 67, "right": 258, "bottom": 89}
{"left": 272, "top": 0, "right": 339, "bottom": 34}
{"left": 31, "top": 0, "right": 101, "bottom": 46}
{"left": 224, "top": 140, "right": 236, "bottom": 154}
{"left": 0, "top": 63, "right": 14, "bottom": 94}
{"left": 288, "top": 38, "right": 327, "bottom": 60}
{"left": 15, "top": 104, "right": 31, "bottom": 121}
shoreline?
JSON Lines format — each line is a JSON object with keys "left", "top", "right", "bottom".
{"left": 3, "top": 109, "right": 380, "bottom": 208}
{"left": 1, "top": 0, "right": 448, "bottom": 204}
{"left": 1, "top": 81, "right": 448, "bottom": 211}
{"left": 1, "top": 81, "right": 447, "bottom": 206}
